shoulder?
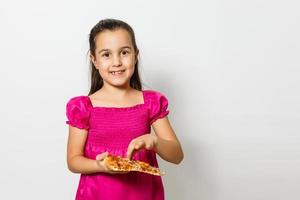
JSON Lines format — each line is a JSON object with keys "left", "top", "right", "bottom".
{"left": 66, "top": 95, "right": 93, "bottom": 111}
{"left": 65, "top": 95, "right": 92, "bottom": 129}
{"left": 143, "top": 89, "right": 168, "bottom": 103}
{"left": 143, "top": 90, "right": 170, "bottom": 125}
{"left": 66, "top": 95, "right": 90, "bottom": 105}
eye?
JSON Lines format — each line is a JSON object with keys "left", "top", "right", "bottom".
{"left": 102, "top": 53, "right": 110, "bottom": 57}
{"left": 121, "top": 51, "right": 129, "bottom": 55}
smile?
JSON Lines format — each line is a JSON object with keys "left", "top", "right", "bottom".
{"left": 110, "top": 70, "right": 125, "bottom": 75}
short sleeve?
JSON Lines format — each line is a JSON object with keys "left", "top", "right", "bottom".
{"left": 65, "top": 96, "right": 92, "bottom": 130}
{"left": 148, "top": 91, "right": 170, "bottom": 125}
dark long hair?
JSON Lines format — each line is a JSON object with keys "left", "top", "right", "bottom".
{"left": 88, "top": 18, "right": 142, "bottom": 96}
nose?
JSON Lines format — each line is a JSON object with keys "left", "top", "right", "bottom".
{"left": 112, "top": 55, "right": 121, "bottom": 67}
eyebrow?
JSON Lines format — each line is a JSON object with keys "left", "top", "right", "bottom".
{"left": 98, "top": 46, "right": 132, "bottom": 54}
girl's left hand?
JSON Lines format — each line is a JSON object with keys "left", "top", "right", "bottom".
{"left": 126, "top": 134, "right": 158, "bottom": 159}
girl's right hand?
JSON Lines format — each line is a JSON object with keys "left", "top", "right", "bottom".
{"left": 95, "top": 152, "right": 128, "bottom": 174}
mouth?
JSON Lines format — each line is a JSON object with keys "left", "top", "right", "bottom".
{"left": 110, "top": 70, "right": 125, "bottom": 75}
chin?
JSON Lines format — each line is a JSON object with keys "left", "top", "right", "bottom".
{"left": 108, "top": 80, "right": 130, "bottom": 88}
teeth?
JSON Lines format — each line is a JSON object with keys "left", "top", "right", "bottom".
{"left": 111, "top": 70, "right": 124, "bottom": 75}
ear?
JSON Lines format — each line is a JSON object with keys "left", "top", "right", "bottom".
{"left": 90, "top": 53, "right": 99, "bottom": 69}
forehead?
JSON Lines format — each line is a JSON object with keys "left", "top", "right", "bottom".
{"left": 95, "top": 28, "right": 133, "bottom": 49}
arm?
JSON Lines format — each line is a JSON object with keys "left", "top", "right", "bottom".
{"left": 67, "top": 125, "right": 106, "bottom": 174}
{"left": 152, "top": 116, "right": 184, "bottom": 164}
{"left": 126, "top": 116, "right": 184, "bottom": 165}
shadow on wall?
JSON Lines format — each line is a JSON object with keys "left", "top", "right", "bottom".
{"left": 150, "top": 72, "right": 219, "bottom": 200}
{"left": 158, "top": 138, "right": 219, "bottom": 200}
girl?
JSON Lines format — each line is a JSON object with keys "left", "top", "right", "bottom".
{"left": 65, "top": 18, "right": 184, "bottom": 200}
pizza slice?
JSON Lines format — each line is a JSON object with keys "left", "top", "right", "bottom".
{"left": 104, "top": 154, "right": 165, "bottom": 176}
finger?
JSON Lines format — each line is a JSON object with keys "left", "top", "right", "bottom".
{"left": 135, "top": 141, "right": 144, "bottom": 150}
{"left": 129, "top": 141, "right": 143, "bottom": 158}
{"left": 145, "top": 143, "right": 152, "bottom": 150}
{"left": 96, "top": 152, "right": 108, "bottom": 161}
{"left": 127, "top": 141, "right": 145, "bottom": 159}
{"left": 127, "top": 142, "right": 140, "bottom": 159}
{"left": 126, "top": 138, "right": 138, "bottom": 158}
{"left": 126, "top": 144, "right": 135, "bottom": 159}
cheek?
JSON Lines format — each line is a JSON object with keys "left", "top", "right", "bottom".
{"left": 98, "top": 60, "right": 110, "bottom": 70}
{"left": 97, "top": 63, "right": 110, "bottom": 77}
{"left": 123, "top": 57, "right": 136, "bottom": 69}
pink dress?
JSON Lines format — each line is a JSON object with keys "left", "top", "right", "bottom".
{"left": 65, "top": 90, "right": 169, "bottom": 200}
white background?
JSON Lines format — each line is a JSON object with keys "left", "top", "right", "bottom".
{"left": 0, "top": 0, "right": 299, "bottom": 199}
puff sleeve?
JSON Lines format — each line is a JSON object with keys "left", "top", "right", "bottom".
{"left": 148, "top": 91, "right": 170, "bottom": 125}
{"left": 65, "top": 96, "right": 91, "bottom": 130}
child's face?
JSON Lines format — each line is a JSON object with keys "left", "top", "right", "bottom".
{"left": 91, "top": 28, "right": 138, "bottom": 88}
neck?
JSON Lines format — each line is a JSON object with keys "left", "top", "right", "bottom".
{"left": 101, "top": 82, "right": 133, "bottom": 98}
